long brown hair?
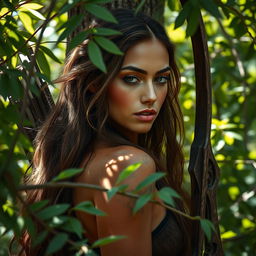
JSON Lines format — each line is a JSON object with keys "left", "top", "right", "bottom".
{"left": 20, "top": 8, "right": 190, "bottom": 255}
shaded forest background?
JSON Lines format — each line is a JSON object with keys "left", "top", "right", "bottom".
{"left": 0, "top": 0, "right": 255, "bottom": 255}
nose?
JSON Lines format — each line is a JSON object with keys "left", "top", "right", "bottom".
{"left": 141, "top": 82, "right": 157, "bottom": 106}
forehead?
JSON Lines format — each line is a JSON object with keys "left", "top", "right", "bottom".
{"left": 121, "top": 39, "right": 169, "bottom": 71}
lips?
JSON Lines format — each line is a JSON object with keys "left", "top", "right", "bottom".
{"left": 134, "top": 109, "right": 157, "bottom": 121}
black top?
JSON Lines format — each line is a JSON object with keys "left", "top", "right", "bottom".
{"left": 93, "top": 209, "right": 185, "bottom": 256}
{"left": 152, "top": 209, "right": 184, "bottom": 256}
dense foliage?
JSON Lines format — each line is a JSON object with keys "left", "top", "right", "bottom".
{"left": 0, "top": 0, "right": 255, "bottom": 255}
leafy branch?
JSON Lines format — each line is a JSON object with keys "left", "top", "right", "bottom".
{"left": 18, "top": 181, "right": 201, "bottom": 222}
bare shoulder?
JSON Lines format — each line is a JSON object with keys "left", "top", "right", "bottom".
{"left": 94, "top": 145, "right": 156, "bottom": 191}
{"left": 107, "top": 145, "right": 155, "bottom": 168}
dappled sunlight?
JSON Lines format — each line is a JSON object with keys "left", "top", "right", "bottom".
{"left": 104, "top": 154, "right": 134, "bottom": 177}
{"left": 102, "top": 153, "right": 134, "bottom": 201}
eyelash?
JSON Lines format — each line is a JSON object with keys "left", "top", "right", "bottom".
{"left": 122, "top": 75, "right": 170, "bottom": 85}
{"left": 122, "top": 75, "right": 140, "bottom": 85}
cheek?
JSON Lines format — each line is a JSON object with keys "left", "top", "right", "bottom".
{"left": 108, "top": 84, "right": 132, "bottom": 108}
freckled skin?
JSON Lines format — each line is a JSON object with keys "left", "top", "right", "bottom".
{"left": 107, "top": 39, "right": 169, "bottom": 142}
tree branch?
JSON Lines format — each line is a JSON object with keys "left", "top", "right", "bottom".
{"left": 18, "top": 181, "right": 201, "bottom": 221}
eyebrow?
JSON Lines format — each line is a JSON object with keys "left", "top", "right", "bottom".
{"left": 120, "top": 66, "right": 171, "bottom": 75}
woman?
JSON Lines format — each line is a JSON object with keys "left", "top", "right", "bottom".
{"left": 21, "top": 8, "right": 191, "bottom": 256}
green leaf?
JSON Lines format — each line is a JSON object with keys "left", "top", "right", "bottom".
{"left": 39, "top": 45, "right": 62, "bottom": 64}
{"left": 84, "top": 3, "right": 117, "bottom": 23}
{"left": 72, "top": 201, "right": 106, "bottom": 216}
{"left": 88, "top": 40, "right": 106, "bottom": 73}
{"left": 59, "top": 0, "right": 81, "bottom": 15}
{"left": 36, "top": 49, "right": 51, "bottom": 79}
{"left": 134, "top": 172, "right": 166, "bottom": 192}
{"left": 37, "top": 204, "right": 70, "bottom": 220}
{"left": 174, "top": 2, "right": 191, "bottom": 29}
{"left": 200, "top": 219, "right": 216, "bottom": 241}
{"left": 116, "top": 162, "right": 142, "bottom": 185}
{"left": 25, "top": 8, "right": 46, "bottom": 20}
{"left": 86, "top": 0, "right": 113, "bottom": 3}
{"left": 29, "top": 199, "right": 49, "bottom": 212}
{"left": 92, "top": 27, "right": 122, "bottom": 36}
{"left": 19, "top": 3, "right": 43, "bottom": 10}
{"left": 133, "top": 193, "right": 152, "bottom": 214}
{"left": 167, "top": 0, "right": 179, "bottom": 11}
{"left": 32, "top": 230, "right": 48, "bottom": 247}
{"left": 46, "top": 233, "right": 69, "bottom": 255}
{"left": 67, "top": 30, "right": 90, "bottom": 52}
{"left": 200, "top": 0, "right": 221, "bottom": 18}
{"left": 57, "top": 14, "right": 84, "bottom": 44}
{"left": 186, "top": 7, "right": 200, "bottom": 36}
{"left": 35, "top": 71, "right": 54, "bottom": 87}
{"left": 24, "top": 216, "right": 36, "bottom": 238}
{"left": 135, "top": 0, "right": 146, "bottom": 15}
{"left": 92, "top": 235, "right": 126, "bottom": 248}
{"left": 106, "top": 184, "right": 128, "bottom": 201}
{"left": 52, "top": 168, "right": 83, "bottom": 182}
{"left": 18, "top": 11, "right": 34, "bottom": 34}
{"left": 157, "top": 187, "right": 180, "bottom": 207}
{"left": 3, "top": 0, "right": 15, "bottom": 11}
{"left": 61, "top": 216, "right": 84, "bottom": 238}
{"left": 94, "top": 36, "right": 123, "bottom": 55}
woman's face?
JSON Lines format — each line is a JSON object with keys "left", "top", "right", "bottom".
{"left": 107, "top": 39, "right": 169, "bottom": 142}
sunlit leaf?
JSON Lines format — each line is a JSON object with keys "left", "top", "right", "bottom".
{"left": 18, "top": 11, "right": 34, "bottom": 34}
{"left": 25, "top": 9, "right": 45, "bottom": 20}
{"left": 52, "top": 168, "right": 83, "bottom": 182}
{"left": 92, "top": 235, "right": 126, "bottom": 248}
{"left": 116, "top": 163, "right": 142, "bottom": 185}
{"left": 19, "top": 3, "right": 43, "bottom": 10}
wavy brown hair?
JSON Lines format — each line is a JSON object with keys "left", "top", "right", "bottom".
{"left": 19, "top": 8, "right": 190, "bottom": 255}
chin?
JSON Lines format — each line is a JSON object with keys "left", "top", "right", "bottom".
{"left": 134, "top": 124, "right": 153, "bottom": 134}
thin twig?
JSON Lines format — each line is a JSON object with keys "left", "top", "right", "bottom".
{"left": 18, "top": 181, "right": 201, "bottom": 221}
{"left": 0, "top": 0, "right": 33, "bottom": 20}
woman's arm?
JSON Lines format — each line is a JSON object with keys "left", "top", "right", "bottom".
{"left": 94, "top": 147, "right": 156, "bottom": 256}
